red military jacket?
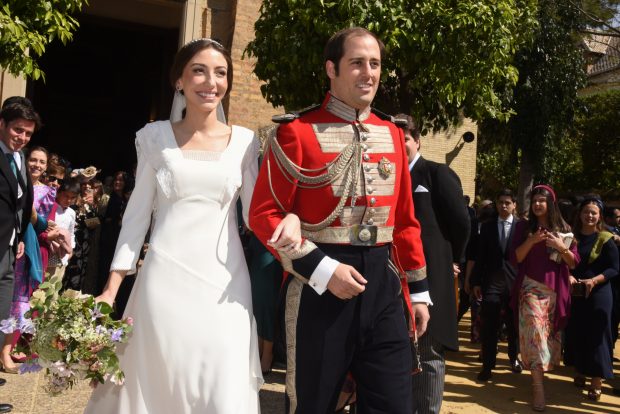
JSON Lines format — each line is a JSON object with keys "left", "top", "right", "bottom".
{"left": 249, "top": 93, "right": 427, "bottom": 294}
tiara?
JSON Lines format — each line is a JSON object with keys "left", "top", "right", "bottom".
{"left": 183, "top": 38, "right": 224, "bottom": 49}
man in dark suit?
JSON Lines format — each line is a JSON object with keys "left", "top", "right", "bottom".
{"left": 400, "top": 114, "right": 471, "bottom": 413}
{"left": 0, "top": 99, "right": 39, "bottom": 413}
{"left": 471, "top": 189, "right": 522, "bottom": 381}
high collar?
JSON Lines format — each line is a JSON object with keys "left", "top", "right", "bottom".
{"left": 323, "top": 92, "right": 371, "bottom": 123}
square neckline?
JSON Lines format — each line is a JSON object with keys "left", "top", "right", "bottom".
{"left": 165, "top": 120, "right": 237, "bottom": 157}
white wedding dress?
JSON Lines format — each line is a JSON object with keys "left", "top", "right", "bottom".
{"left": 85, "top": 121, "right": 263, "bottom": 413}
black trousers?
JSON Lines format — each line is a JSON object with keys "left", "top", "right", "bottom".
{"left": 284, "top": 244, "right": 412, "bottom": 414}
{"left": 480, "top": 296, "right": 518, "bottom": 370}
{"left": 0, "top": 248, "right": 15, "bottom": 345}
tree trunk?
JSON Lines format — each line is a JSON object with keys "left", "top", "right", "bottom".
{"left": 517, "top": 151, "right": 535, "bottom": 217}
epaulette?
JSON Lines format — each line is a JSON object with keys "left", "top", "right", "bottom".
{"left": 372, "top": 108, "right": 409, "bottom": 128}
{"left": 272, "top": 103, "right": 321, "bottom": 124}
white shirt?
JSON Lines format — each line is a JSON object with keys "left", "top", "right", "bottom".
{"left": 53, "top": 205, "right": 76, "bottom": 266}
{"left": 408, "top": 152, "right": 421, "bottom": 172}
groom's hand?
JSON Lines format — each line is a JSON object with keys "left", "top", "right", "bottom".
{"left": 327, "top": 264, "right": 367, "bottom": 300}
{"left": 412, "top": 303, "right": 430, "bottom": 337}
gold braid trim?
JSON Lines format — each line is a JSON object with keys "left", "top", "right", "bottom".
{"left": 278, "top": 240, "right": 318, "bottom": 282}
{"left": 405, "top": 266, "right": 427, "bottom": 283}
{"left": 265, "top": 124, "right": 364, "bottom": 232}
{"left": 285, "top": 277, "right": 304, "bottom": 414}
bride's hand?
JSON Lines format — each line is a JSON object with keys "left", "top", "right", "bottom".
{"left": 96, "top": 291, "right": 115, "bottom": 307}
{"left": 268, "top": 213, "right": 302, "bottom": 253}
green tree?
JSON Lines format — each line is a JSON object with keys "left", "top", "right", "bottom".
{"left": 478, "top": 0, "right": 587, "bottom": 212}
{"left": 575, "top": 90, "right": 620, "bottom": 195}
{"left": 246, "top": 0, "right": 537, "bottom": 131}
{"left": 0, "top": 0, "right": 88, "bottom": 80}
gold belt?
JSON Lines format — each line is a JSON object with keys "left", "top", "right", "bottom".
{"left": 302, "top": 225, "right": 394, "bottom": 246}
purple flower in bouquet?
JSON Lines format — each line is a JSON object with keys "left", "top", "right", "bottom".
{"left": 90, "top": 305, "right": 104, "bottom": 321}
{"left": 19, "top": 360, "right": 43, "bottom": 374}
{"left": 109, "top": 328, "right": 124, "bottom": 342}
{"left": 0, "top": 317, "right": 17, "bottom": 334}
{"left": 95, "top": 325, "right": 107, "bottom": 335}
{"left": 19, "top": 318, "right": 35, "bottom": 335}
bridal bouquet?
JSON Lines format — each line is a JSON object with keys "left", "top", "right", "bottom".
{"left": 0, "top": 275, "right": 133, "bottom": 395}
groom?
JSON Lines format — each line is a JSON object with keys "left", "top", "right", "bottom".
{"left": 250, "top": 28, "right": 429, "bottom": 413}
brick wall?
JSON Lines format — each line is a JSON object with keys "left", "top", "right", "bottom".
{"left": 420, "top": 118, "right": 478, "bottom": 199}
{"left": 222, "top": 0, "right": 281, "bottom": 132}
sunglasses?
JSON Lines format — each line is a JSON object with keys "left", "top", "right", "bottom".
{"left": 46, "top": 175, "right": 64, "bottom": 185}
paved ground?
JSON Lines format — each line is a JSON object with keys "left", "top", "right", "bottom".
{"left": 1, "top": 315, "right": 619, "bottom": 413}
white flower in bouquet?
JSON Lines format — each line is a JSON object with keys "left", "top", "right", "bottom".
{"left": 0, "top": 275, "right": 133, "bottom": 395}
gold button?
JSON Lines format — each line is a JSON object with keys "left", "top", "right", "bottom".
{"left": 370, "top": 197, "right": 376, "bottom": 205}
{"left": 367, "top": 176, "right": 374, "bottom": 183}
{"left": 369, "top": 208, "right": 376, "bottom": 214}
{"left": 361, "top": 144, "right": 368, "bottom": 151}
{"left": 367, "top": 187, "right": 374, "bottom": 194}
{"left": 367, "top": 218, "right": 374, "bottom": 225}
{"left": 363, "top": 154, "right": 370, "bottom": 161}
{"left": 361, "top": 133, "right": 368, "bottom": 141}
{"left": 364, "top": 165, "right": 371, "bottom": 172}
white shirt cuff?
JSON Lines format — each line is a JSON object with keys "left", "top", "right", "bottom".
{"left": 410, "top": 292, "right": 433, "bottom": 306}
{"left": 308, "top": 256, "right": 340, "bottom": 295}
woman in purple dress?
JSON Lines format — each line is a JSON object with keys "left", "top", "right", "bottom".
{"left": 0, "top": 147, "right": 56, "bottom": 373}
{"left": 510, "top": 185, "right": 579, "bottom": 411}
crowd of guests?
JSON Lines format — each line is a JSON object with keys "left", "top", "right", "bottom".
{"left": 462, "top": 187, "right": 620, "bottom": 410}
{"left": 0, "top": 39, "right": 619, "bottom": 412}
{"left": 0, "top": 101, "right": 137, "bottom": 377}
{"left": 6, "top": 120, "right": 617, "bottom": 413}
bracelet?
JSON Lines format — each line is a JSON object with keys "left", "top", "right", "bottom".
{"left": 560, "top": 248, "right": 569, "bottom": 255}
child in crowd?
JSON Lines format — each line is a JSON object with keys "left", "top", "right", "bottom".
{"left": 45, "top": 179, "right": 79, "bottom": 279}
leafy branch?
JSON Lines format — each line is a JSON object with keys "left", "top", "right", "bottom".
{"left": 0, "top": 1, "right": 88, "bottom": 80}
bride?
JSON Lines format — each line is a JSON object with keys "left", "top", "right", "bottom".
{"left": 85, "top": 38, "right": 300, "bottom": 413}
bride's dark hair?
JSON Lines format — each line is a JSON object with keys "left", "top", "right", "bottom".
{"left": 169, "top": 39, "right": 233, "bottom": 97}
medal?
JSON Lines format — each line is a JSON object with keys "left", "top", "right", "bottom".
{"left": 378, "top": 157, "right": 393, "bottom": 179}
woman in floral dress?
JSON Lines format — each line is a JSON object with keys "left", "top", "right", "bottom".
{"left": 510, "top": 185, "right": 579, "bottom": 411}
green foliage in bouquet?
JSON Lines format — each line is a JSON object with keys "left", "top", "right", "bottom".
{"left": 1, "top": 275, "right": 133, "bottom": 395}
